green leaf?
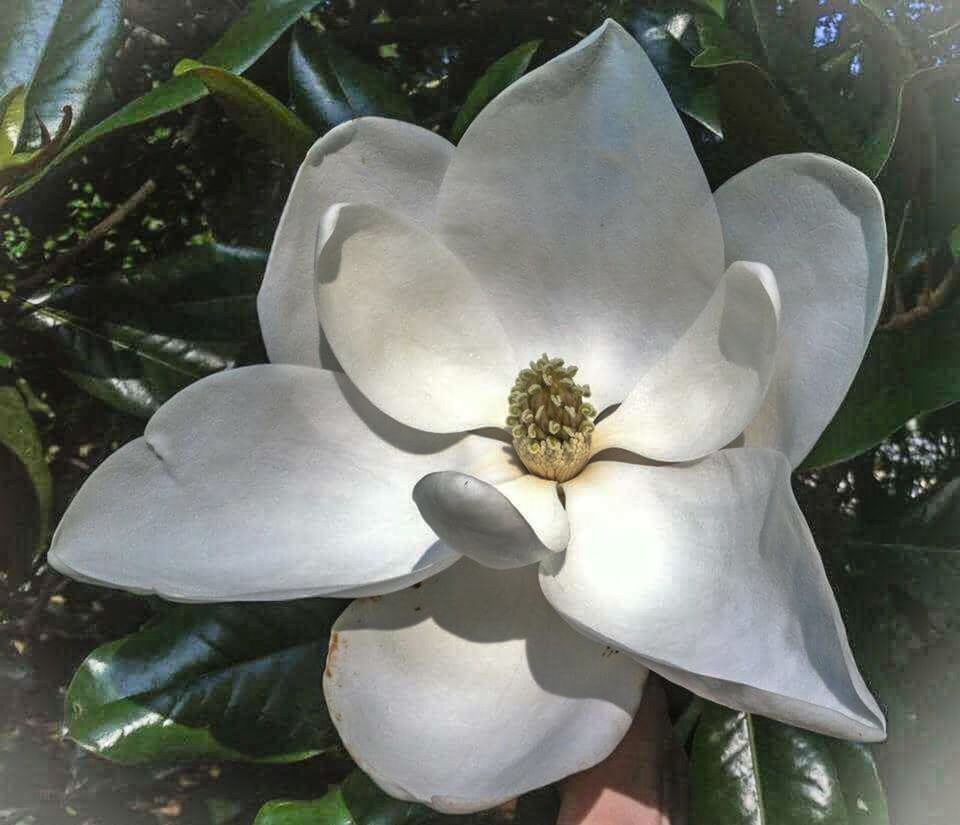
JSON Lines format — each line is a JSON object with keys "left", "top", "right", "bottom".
{"left": 0, "top": 85, "right": 27, "bottom": 161}
{"left": 254, "top": 796, "right": 350, "bottom": 825}
{"left": 288, "top": 22, "right": 414, "bottom": 134}
{"left": 0, "top": 1, "right": 122, "bottom": 150}
{"left": 0, "top": 385, "right": 52, "bottom": 563}
{"left": 691, "top": 704, "right": 889, "bottom": 825}
{"left": 804, "top": 304, "right": 960, "bottom": 467}
{"left": 19, "top": 243, "right": 266, "bottom": 417}
{"left": 21, "top": 306, "right": 243, "bottom": 418}
{"left": 255, "top": 770, "right": 438, "bottom": 825}
{"left": 626, "top": 12, "right": 724, "bottom": 137}
{"left": 65, "top": 599, "right": 345, "bottom": 764}
{"left": 732, "top": 0, "right": 912, "bottom": 177}
{"left": 174, "top": 60, "right": 315, "bottom": 167}
{"left": 692, "top": 14, "right": 763, "bottom": 68}
{"left": 7, "top": 0, "right": 321, "bottom": 198}
{"left": 451, "top": 40, "right": 540, "bottom": 142}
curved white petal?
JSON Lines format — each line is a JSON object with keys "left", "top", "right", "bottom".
{"left": 714, "top": 153, "right": 887, "bottom": 467}
{"left": 435, "top": 19, "right": 724, "bottom": 412}
{"left": 324, "top": 560, "right": 647, "bottom": 813}
{"left": 258, "top": 118, "right": 454, "bottom": 368}
{"left": 413, "top": 472, "right": 567, "bottom": 569}
{"left": 315, "top": 203, "right": 515, "bottom": 433}
{"left": 593, "top": 261, "right": 780, "bottom": 462}
{"left": 541, "top": 449, "right": 885, "bottom": 742}
{"left": 49, "top": 366, "right": 522, "bottom": 601}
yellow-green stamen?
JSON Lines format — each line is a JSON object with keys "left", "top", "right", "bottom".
{"left": 507, "top": 354, "right": 595, "bottom": 482}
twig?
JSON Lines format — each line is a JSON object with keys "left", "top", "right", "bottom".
{"left": 12, "top": 179, "right": 157, "bottom": 297}
{"left": 880, "top": 262, "right": 960, "bottom": 331}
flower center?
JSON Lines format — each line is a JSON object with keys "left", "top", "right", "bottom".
{"left": 507, "top": 354, "right": 596, "bottom": 482}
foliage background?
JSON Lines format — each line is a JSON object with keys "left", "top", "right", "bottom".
{"left": 1, "top": 1, "right": 959, "bottom": 823}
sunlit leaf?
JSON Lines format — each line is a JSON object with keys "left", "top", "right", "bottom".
{"left": 174, "top": 60, "right": 316, "bottom": 167}
{"left": 6, "top": 0, "right": 321, "bottom": 199}
{"left": 289, "top": 22, "right": 414, "bottom": 133}
{"left": 65, "top": 600, "right": 345, "bottom": 764}
{"left": 691, "top": 704, "right": 889, "bottom": 824}
{"left": 451, "top": 40, "right": 540, "bottom": 142}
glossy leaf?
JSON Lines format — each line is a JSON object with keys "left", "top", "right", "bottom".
{"left": 65, "top": 600, "right": 345, "bottom": 764}
{"left": 7, "top": 0, "right": 320, "bottom": 198}
{"left": 0, "top": 0, "right": 121, "bottom": 154}
{"left": 805, "top": 304, "right": 960, "bottom": 467}
{"left": 21, "top": 306, "right": 243, "bottom": 418}
{"left": 288, "top": 22, "right": 414, "bottom": 133}
{"left": 691, "top": 704, "right": 889, "bottom": 825}
{"left": 717, "top": 1, "right": 912, "bottom": 177}
{"left": 627, "top": 11, "right": 723, "bottom": 137}
{"left": 19, "top": 244, "right": 266, "bottom": 417}
{"left": 451, "top": 40, "right": 541, "bottom": 142}
{"left": 0, "top": 85, "right": 27, "bottom": 161}
{"left": 174, "top": 60, "right": 315, "bottom": 167}
{"left": 0, "top": 385, "right": 52, "bottom": 565}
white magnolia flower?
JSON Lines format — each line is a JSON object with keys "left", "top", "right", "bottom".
{"left": 49, "top": 19, "right": 887, "bottom": 814}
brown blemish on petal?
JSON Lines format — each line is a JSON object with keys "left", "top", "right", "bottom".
{"left": 325, "top": 631, "right": 341, "bottom": 678}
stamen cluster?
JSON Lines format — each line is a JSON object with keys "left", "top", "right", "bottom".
{"left": 507, "top": 354, "right": 596, "bottom": 482}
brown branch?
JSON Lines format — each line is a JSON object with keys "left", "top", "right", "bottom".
{"left": 880, "top": 262, "right": 960, "bottom": 331}
{"left": 12, "top": 179, "right": 157, "bottom": 297}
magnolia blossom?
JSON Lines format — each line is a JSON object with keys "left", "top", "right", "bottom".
{"left": 50, "top": 20, "right": 887, "bottom": 814}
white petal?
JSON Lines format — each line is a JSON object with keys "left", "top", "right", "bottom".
{"left": 48, "top": 366, "right": 522, "bottom": 601}
{"left": 714, "top": 153, "right": 887, "bottom": 467}
{"left": 315, "top": 203, "right": 515, "bottom": 433}
{"left": 541, "top": 449, "right": 885, "bottom": 742}
{"left": 413, "top": 472, "right": 567, "bottom": 569}
{"left": 324, "top": 560, "right": 647, "bottom": 813}
{"left": 593, "top": 261, "right": 780, "bottom": 462}
{"left": 258, "top": 118, "right": 454, "bottom": 368}
{"left": 435, "top": 20, "right": 724, "bottom": 412}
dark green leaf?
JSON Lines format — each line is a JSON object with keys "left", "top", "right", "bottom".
{"left": 65, "top": 599, "right": 345, "bottom": 764}
{"left": 691, "top": 704, "right": 889, "bottom": 824}
{"left": 626, "top": 12, "right": 724, "bottom": 137}
{"left": 451, "top": 40, "right": 540, "bottom": 142}
{"left": 21, "top": 305, "right": 243, "bottom": 418}
{"left": 727, "top": 1, "right": 913, "bottom": 177}
{"left": 289, "top": 22, "right": 414, "bottom": 134}
{"left": 174, "top": 60, "right": 316, "bottom": 167}
{"left": 19, "top": 243, "right": 267, "bottom": 417}
{"left": 0, "top": 385, "right": 51, "bottom": 570}
{"left": 804, "top": 305, "right": 960, "bottom": 467}
{"left": 691, "top": 14, "right": 760, "bottom": 68}
{"left": 7, "top": 0, "right": 321, "bottom": 198}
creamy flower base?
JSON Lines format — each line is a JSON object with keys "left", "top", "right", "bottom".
{"left": 50, "top": 20, "right": 888, "bottom": 814}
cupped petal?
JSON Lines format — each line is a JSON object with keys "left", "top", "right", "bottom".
{"left": 592, "top": 261, "right": 780, "bottom": 462}
{"left": 713, "top": 153, "right": 887, "bottom": 467}
{"left": 49, "top": 365, "right": 523, "bottom": 601}
{"left": 435, "top": 19, "right": 724, "bottom": 412}
{"left": 413, "top": 472, "right": 567, "bottom": 569}
{"left": 541, "top": 449, "right": 885, "bottom": 742}
{"left": 324, "top": 560, "right": 648, "bottom": 813}
{"left": 258, "top": 118, "right": 454, "bottom": 368}
{"left": 315, "top": 203, "right": 515, "bottom": 433}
